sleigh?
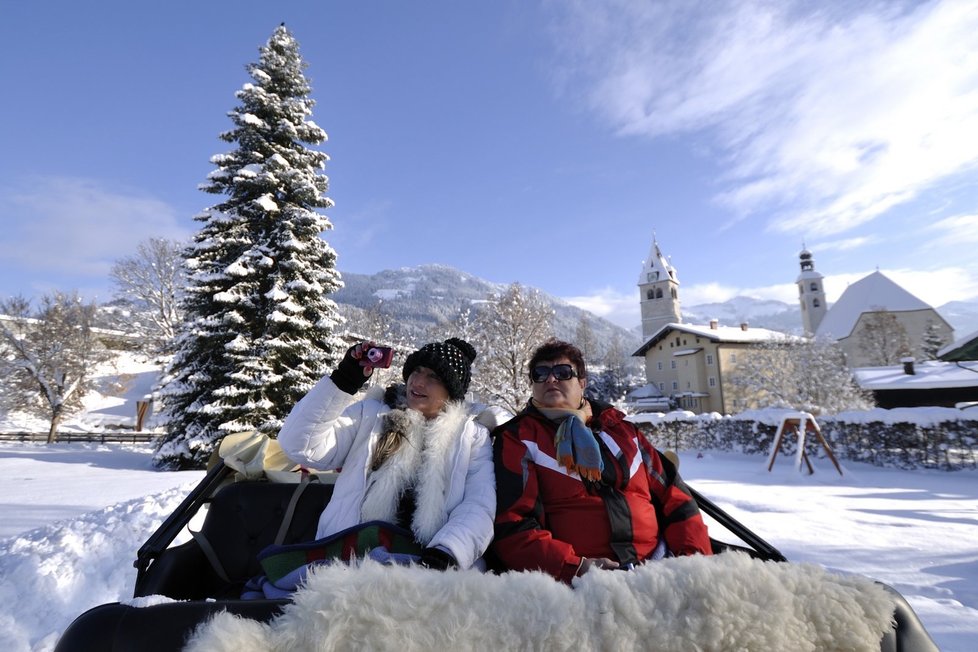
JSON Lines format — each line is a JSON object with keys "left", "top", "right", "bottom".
{"left": 54, "top": 450, "right": 938, "bottom": 651}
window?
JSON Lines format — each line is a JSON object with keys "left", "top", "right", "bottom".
{"left": 686, "top": 381, "right": 691, "bottom": 389}
{"left": 730, "top": 353, "right": 737, "bottom": 363}
{"left": 647, "top": 289, "right": 654, "bottom": 300}
{"left": 670, "top": 360, "right": 677, "bottom": 369}
{"left": 708, "top": 377, "right": 716, "bottom": 387}
{"left": 655, "top": 288, "right": 663, "bottom": 299}
{"left": 656, "top": 361, "right": 663, "bottom": 371}
{"left": 810, "top": 282, "right": 817, "bottom": 291}
{"left": 672, "top": 381, "right": 678, "bottom": 390}
{"left": 813, "top": 298, "right": 820, "bottom": 308}
{"left": 706, "top": 354, "right": 714, "bottom": 365}
{"left": 659, "top": 382, "right": 665, "bottom": 391}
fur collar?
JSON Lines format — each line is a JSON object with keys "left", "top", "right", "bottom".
{"left": 359, "top": 387, "right": 470, "bottom": 545}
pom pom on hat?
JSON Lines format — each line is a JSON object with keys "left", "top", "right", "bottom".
{"left": 402, "top": 338, "right": 477, "bottom": 401}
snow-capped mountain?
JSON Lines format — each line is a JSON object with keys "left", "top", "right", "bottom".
{"left": 682, "top": 296, "right": 803, "bottom": 334}
{"left": 937, "top": 300, "right": 978, "bottom": 339}
{"left": 332, "top": 264, "right": 642, "bottom": 353}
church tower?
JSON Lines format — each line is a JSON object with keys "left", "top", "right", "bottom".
{"left": 797, "top": 247, "right": 827, "bottom": 335}
{"left": 638, "top": 236, "right": 681, "bottom": 340}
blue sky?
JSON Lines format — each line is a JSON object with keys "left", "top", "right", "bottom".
{"left": 2, "top": 0, "right": 977, "bottom": 330}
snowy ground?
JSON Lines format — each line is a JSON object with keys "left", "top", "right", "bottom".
{"left": 0, "top": 443, "right": 975, "bottom": 651}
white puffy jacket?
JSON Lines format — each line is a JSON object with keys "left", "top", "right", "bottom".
{"left": 277, "top": 375, "right": 496, "bottom": 570}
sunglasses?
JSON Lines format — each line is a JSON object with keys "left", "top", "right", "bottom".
{"left": 530, "top": 364, "right": 579, "bottom": 383}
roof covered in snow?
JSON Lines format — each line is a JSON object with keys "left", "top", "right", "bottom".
{"left": 852, "top": 360, "right": 978, "bottom": 390}
{"left": 815, "top": 271, "right": 937, "bottom": 339}
{"left": 633, "top": 322, "right": 796, "bottom": 356}
{"left": 938, "top": 328, "right": 978, "bottom": 361}
{"left": 637, "top": 238, "right": 679, "bottom": 286}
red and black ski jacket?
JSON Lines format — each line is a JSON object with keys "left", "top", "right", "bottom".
{"left": 491, "top": 400, "right": 712, "bottom": 583}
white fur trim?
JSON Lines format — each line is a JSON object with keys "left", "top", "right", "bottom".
{"left": 184, "top": 553, "right": 898, "bottom": 652}
{"left": 359, "top": 409, "right": 425, "bottom": 524}
{"left": 359, "top": 401, "right": 470, "bottom": 546}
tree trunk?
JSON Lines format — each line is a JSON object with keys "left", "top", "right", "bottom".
{"left": 47, "top": 413, "right": 61, "bottom": 444}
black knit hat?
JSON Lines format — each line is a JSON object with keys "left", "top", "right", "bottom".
{"left": 402, "top": 337, "right": 477, "bottom": 401}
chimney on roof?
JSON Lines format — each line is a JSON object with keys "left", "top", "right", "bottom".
{"left": 901, "top": 357, "right": 916, "bottom": 375}
{"left": 740, "top": 322, "right": 749, "bottom": 331}
{"left": 709, "top": 319, "right": 718, "bottom": 330}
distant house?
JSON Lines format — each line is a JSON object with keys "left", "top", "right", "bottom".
{"left": 939, "top": 329, "right": 978, "bottom": 362}
{"left": 623, "top": 383, "right": 673, "bottom": 413}
{"left": 633, "top": 320, "right": 793, "bottom": 414}
{"left": 853, "top": 358, "right": 978, "bottom": 408}
{"left": 805, "top": 263, "right": 953, "bottom": 367}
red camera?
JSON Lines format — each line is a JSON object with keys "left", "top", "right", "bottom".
{"left": 366, "top": 346, "right": 394, "bottom": 369}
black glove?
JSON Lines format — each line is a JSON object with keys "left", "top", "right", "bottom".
{"left": 419, "top": 547, "right": 458, "bottom": 571}
{"left": 330, "top": 343, "right": 373, "bottom": 395}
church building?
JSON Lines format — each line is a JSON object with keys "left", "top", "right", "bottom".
{"left": 631, "top": 237, "right": 790, "bottom": 414}
{"left": 797, "top": 250, "right": 954, "bottom": 367}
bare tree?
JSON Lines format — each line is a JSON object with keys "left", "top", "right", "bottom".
{"left": 857, "top": 309, "right": 912, "bottom": 366}
{"left": 575, "top": 314, "right": 599, "bottom": 365}
{"left": 110, "top": 237, "right": 185, "bottom": 353}
{"left": 0, "top": 292, "right": 115, "bottom": 442}
{"left": 727, "top": 335, "right": 873, "bottom": 415}
{"left": 470, "top": 283, "right": 554, "bottom": 414}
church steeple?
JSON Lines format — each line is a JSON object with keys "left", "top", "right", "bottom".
{"left": 797, "top": 246, "right": 827, "bottom": 335}
{"left": 638, "top": 235, "right": 681, "bottom": 339}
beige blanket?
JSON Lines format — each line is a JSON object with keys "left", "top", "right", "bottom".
{"left": 184, "top": 552, "right": 897, "bottom": 652}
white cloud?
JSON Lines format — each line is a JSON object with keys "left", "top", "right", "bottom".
{"left": 816, "top": 266, "right": 978, "bottom": 306}
{"left": 548, "top": 0, "right": 978, "bottom": 238}
{"left": 680, "top": 282, "right": 745, "bottom": 305}
{"left": 926, "top": 213, "right": 978, "bottom": 248}
{"left": 873, "top": 266, "right": 978, "bottom": 306}
{"left": 810, "top": 236, "right": 876, "bottom": 253}
{"left": 563, "top": 287, "right": 639, "bottom": 330}
{"left": 682, "top": 281, "right": 800, "bottom": 305}
{"left": 0, "top": 176, "right": 189, "bottom": 279}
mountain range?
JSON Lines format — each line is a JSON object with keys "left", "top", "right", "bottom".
{"left": 332, "top": 264, "right": 643, "bottom": 356}
{"left": 333, "top": 264, "right": 978, "bottom": 347}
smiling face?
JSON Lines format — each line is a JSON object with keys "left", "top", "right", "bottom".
{"left": 406, "top": 366, "right": 451, "bottom": 419}
{"left": 531, "top": 356, "right": 586, "bottom": 410}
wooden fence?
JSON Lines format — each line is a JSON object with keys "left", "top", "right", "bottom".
{"left": 0, "top": 432, "right": 158, "bottom": 444}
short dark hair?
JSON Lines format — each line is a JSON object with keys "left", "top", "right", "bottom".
{"left": 528, "top": 339, "right": 586, "bottom": 380}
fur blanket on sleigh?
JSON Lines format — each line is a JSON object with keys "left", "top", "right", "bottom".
{"left": 183, "top": 552, "right": 897, "bottom": 652}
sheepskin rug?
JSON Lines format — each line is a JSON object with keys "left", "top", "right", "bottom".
{"left": 183, "top": 552, "right": 897, "bottom": 652}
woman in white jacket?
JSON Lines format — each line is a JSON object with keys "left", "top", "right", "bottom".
{"left": 277, "top": 337, "right": 495, "bottom": 571}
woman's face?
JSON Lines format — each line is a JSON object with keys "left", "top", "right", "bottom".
{"left": 530, "top": 356, "right": 586, "bottom": 410}
{"left": 406, "top": 366, "right": 450, "bottom": 418}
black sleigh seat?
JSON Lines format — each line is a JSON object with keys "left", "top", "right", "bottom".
{"left": 55, "top": 475, "right": 335, "bottom": 652}
{"left": 136, "top": 479, "right": 333, "bottom": 599}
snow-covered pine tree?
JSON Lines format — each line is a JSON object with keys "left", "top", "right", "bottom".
{"left": 921, "top": 320, "right": 947, "bottom": 360}
{"left": 156, "top": 25, "right": 344, "bottom": 469}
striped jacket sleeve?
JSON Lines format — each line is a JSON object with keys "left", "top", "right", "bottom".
{"left": 491, "top": 421, "right": 583, "bottom": 583}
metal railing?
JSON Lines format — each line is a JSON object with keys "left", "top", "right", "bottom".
{"left": 0, "top": 432, "right": 159, "bottom": 444}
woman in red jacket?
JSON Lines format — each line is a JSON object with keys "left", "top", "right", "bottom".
{"left": 491, "top": 339, "right": 712, "bottom": 583}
